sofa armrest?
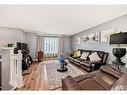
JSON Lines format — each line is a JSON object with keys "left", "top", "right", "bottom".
{"left": 62, "top": 75, "right": 82, "bottom": 90}
{"left": 100, "top": 66, "right": 123, "bottom": 79}
{"left": 111, "top": 74, "right": 127, "bottom": 90}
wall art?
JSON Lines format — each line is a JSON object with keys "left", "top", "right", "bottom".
{"left": 75, "top": 37, "right": 81, "bottom": 44}
{"left": 101, "top": 28, "right": 115, "bottom": 43}
{"left": 81, "top": 32, "right": 100, "bottom": 43}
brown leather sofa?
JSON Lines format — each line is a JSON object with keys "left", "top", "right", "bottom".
{"left": 68, "top": 49, "right": 108, "bottom": 72}
{"left": 62, "top": 66, "right": 127, "bottom": 90}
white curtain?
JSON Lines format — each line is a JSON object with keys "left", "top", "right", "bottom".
{"left": 58, "top": 35, "right": 63, "bottom": 54}
{"left": 36, "top": 35, "right": 43, "bottom": 56}
{"left": 43, "top": 36, "right": 63, "bottom": 58}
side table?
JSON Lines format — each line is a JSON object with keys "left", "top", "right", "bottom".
{"left": 38, "top": 51, "right": 43, "bottom": 62}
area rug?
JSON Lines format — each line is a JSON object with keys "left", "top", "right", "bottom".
{"left": 44, "top": 60, "right": 85, "bottom": 90}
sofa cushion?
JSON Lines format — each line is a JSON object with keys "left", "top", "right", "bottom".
{"left": 89, "top": 52, "right": 101, "bottom": 62}
{"left": 80, "top": 52, "right": 89, "bottom": 60}
{"left": 95, "top": 70, "right": 117, "bottom": 87}
{"left": 80, "top": 61, "right": 91, "bottom": 67}
{"left": 81, "top": 65, "right": 91, "bottom": 72}
{"left": 79, "top": 78, "right": 105, "bottom": 90}
{"left": 93, "top": 75, "right": 113, "bottom": 90}
{"left": 62, "top": 75, "right": 83, "bottom": 90}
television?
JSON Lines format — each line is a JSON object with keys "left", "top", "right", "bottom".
{"left": 22, "top": 43, "right": 28, "bottom": 50}
{"left": 110, "top": 32, "right": 127, "bottom": 44}
{"left": 17, "top": 42, "right": 28, "bottom": 50}
{"left": 17, "top": 42, "right": 22, "bottom": 50}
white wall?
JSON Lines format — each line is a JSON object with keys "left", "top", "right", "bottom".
{"left": 0, "top": 27, "right": 37, "bottom": 59}
{"left": 63, "top": 36, "right": 71, "bottom": 53}
{"left": 0, "top": 27, "right": 25, "bottom": 48}
{"left": 25, "top": 32, "right": 36, "bottom": 59}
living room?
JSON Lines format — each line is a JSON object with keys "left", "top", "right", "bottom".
{"left": 0, "top": 3, "right": 127, "bottom": 95}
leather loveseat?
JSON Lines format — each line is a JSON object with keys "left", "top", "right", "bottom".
{"left": 62, "top": 66, "right": 127, "bottom": 90}
{"left": 68, "top": 49, "right": 108, "bottom": 72}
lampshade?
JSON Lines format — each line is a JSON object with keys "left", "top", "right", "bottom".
{"left": 110, "top": 32, "right": 127, "bottom": 44}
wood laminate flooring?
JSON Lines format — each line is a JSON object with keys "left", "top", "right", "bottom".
{"left": 18, "top": 62, "right": 48, "bottom": 90}
{"left": 18, "top": 60, "right": 86, "bottom": 90}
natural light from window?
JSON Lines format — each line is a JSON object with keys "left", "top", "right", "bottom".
{"left": 44, "top": 36, "right": 59, "bottom": 57}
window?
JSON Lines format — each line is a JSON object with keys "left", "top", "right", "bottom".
{"left": 44, "top": 36, "right": 59, "bottom": 57}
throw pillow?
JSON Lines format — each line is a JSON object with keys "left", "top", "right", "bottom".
{"left": 89, "top": 52, "right": 101, "bottom": 61}
{"left": 72, "top": 50, "right": 78, "bottom": 58}
{"left": 77, "top": 50, "right": 81, "bottom": 57}
{"left": 80, "top": 52, "right": 89, "bottom": 60}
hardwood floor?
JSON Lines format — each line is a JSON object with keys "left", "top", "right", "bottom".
{"left": 18, "top": 62, "right": 48, "bottom": 90}
{"left": 18, "top": 60, "right": 86, "bottom": 90}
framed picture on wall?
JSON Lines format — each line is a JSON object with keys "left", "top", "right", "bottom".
{"left": 101, "top": 28, "right": 115, "bottom": 43}
{"left": 75, "top": 37, "right": 80, "bottom": 44}
{"left": 81, "top": 32, "right": 100, "bottom": 43}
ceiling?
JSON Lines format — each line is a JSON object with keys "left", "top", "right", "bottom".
{"left": 0, "top": 5, "right": 127, "bottom": 36}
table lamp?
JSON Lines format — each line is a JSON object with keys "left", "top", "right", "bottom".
{"left": 110, "top": 32, "right": 127, "bottom": 66}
